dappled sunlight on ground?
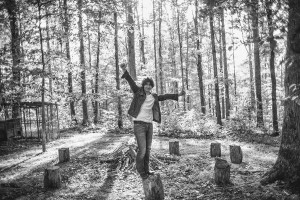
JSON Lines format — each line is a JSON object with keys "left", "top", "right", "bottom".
{"left": 0, "top": 128, "right": 292, "bottom": 200}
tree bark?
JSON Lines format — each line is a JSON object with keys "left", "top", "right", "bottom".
{"left": 251, "top": 0, "right": 264, "bottom": 127}
{"left": 195, "top": 0, "right": 206, "bottom": 114}
{"left": 176, "top": 0, "right": 186, "bottom": 110}
{"left": 229, "top": 145, "right": 243, "bottom": 164}
{"left": 114, "top": 12, "right": 123, "bottom": 129}
{"left": 261, "top": 0, "right": 300, "bottom": 185}
{"left": 158, "top": 0, "right": 164, "bottom": 97}
{"left": 169, "top": 140, "right": 180, "bottom": 156}
{"left": 218, "top": 15, "right": 225, "bottom": 119}
{"left": 44, "top": 166, "right": 61, "bottom": 189}
{"left": 210, "top": 142, "right": 221, "bottom": 157}
{"left": 63, "top": 0, "right": 76, "bottom": 123}
{"left": 153, "top": 0, "right": 159, "bottom": 93}
{"left": 214, "top": 158, "right": 230, "bottom": 185}
{"left": 266, "top": 0, "right": 279, "bottom": 135}
{"left": 127, "top": 0, "right": 136, "bottom": 80}
{"left": 209, "top": 8, "right": 222, "bottom": 126}
{"left": 37, "top": 0, "right": 46, "bottom": 152}
{"left": 5, "top": 0, "right": 21, "bottom": 118}
{"left": 221, "top": 8, "right": 230, "bottom": 118}
{"left": 77, "top": 0, "right": 89, "bottom": 125}
{"left": 94, "top": 13, "right": 101, "bottom": 124}
{"left": 58, "top": 148, "right": 70, "bottom": 163}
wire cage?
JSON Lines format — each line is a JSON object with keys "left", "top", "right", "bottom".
{"left": 0, "top": 102, "right": 60, "bottom": 141}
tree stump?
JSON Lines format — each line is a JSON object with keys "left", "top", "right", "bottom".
{"left": 229, "top": 145, "right": 243, "bottom": 164}
{"left": 44, "top": 166, "right": 61, "bottom": 189}
{"left": 58, "top": 148, "right": 70, "bottom": 163}
{"left": 214, "top": 157, "right": 230, "bottom": 185}
{"left": 169, "top": 140, "right": 180, "bottom": 156}
{"left": 142, "top": 173, "right": 164, "bottom": 200}
{"left": 210, "top": 142, "right": 221, "bottom": 157}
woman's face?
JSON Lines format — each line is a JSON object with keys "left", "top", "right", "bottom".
{"left": 143, "top": 82, "right": 153, "bottom": 93}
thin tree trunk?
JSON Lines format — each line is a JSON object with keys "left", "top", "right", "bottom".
{"left": 176, "top": 0, "right": 186, "bottom": 110}
{"left": 266, "top": 0, "right": 279, "bottom": 135}
{"left": 158, "top": 0, "right": 164, "bottom": 98}
{"left": 94, "top": 13, "right": 101, "bottom": 124}
{"left": 63, "top": 0, "right": 76, "bottom": 123}
{"left": 218, "top": 15, "right": 225, "bottom": 119}
{"left": 195, "top": 0, "right": 206, "bottom": 114}
{"left": 153, "top": 0, "right": 158, "bottom": 93}
{"left": 247, "top": 13, "right": 256, "bottom": 113}
{"left": 251, "top": 0, "right": 264, "bottom": 127}
{"left": 209, "top": 8, "right": 222, "bottom": 125}
{"left": 230, "top": 15, "right": 237, "bottom": 106}
{"left": 221, "top": 8, "right": 230, "bottom": 118}
{"left": 136, "top": 2, "right": 146, "bottom": 67}
{"left": 127, "top": 1, "right": 136, "bottom": 80}
{"left": 37, "top": 0, "right": 46, "bottom": 152}
{"left": 114, "top": 12, "right": 123, "bottom": 129}
{"left": 77, "top": 0, "right": 89, "bottom": 125}
{"left": 5, "top": 0, "right": 21, "bottom": 118}
{"left": 186, "top": 23, "right": 190, "bottom": 110}
{"left": 261, "top": 0, "right": 300, "bottom": 185}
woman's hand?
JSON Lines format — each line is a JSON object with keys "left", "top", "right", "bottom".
{"left": 120, "top": 63, "right": 127, "bottom": 72}
{"left": 178, "top": 90, "right": 185, "bottom": 96}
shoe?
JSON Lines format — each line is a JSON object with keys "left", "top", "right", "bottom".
{"left": 147, "top": 171, "right": 155, "bottom": 176}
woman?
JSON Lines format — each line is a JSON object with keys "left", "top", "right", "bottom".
{"left": 120, "top": 63, "right": 185, "bottom": 179}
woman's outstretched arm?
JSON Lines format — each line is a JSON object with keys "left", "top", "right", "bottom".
{"left": 120, "top": 63, "right": 139, "bottom": 93}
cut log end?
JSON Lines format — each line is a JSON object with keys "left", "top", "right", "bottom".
{"left": 58, "top": 148, "right": 70, "bottom": 163}
{"left": 214, "top": 158, "right": 230, "bottom": 185}
{"left": 229, "top": 145, "right": 243, "bottom": 164}
{"left": 210, "top": 142, "right": 221, "bottom": 157}
{"left": 169, "top": 140, "right": 180, "bottom": 156}
{"left": 44, "top": 166, "right": 61, "bottom": 189}
{"left": 142, "top": 173, "right": 164, "bottom": 200}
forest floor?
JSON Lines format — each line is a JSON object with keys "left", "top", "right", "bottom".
{"left": 0, "top": 125, "right": 298, "bottom": 200}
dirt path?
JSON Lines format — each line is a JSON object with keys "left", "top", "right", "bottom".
{"left": 0, "top": 130, "right": 292, "bottom": 200}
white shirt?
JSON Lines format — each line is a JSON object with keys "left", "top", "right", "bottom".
{"left": 134, "top": 94, "right": 155, "bottom": 123}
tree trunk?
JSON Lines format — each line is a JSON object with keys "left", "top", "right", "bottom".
{"left": 169, "top": 140, "right": 180, "bottom": 156}
{"left": 46, "top": 6, "right": 53, "bottom": 141}
{"left": 209, "top": 8, "right": 222, "bottom": 126}
{"left": 5, "top": 0, "right": 21, "bottom": 118}
{"left": 58, "top": 148, "right": 70, "bottom": 163}
{"left": 247, "top": 13, "right": 256, "bottom": 113}
{"left": 229, "top": 145, "right": 243, "bottom": 164}
{"left": 251, "top": 0, "right": 264, "bottom": 127}
{"left": 218, "top": 15, "right": 225, "bottom": 119}
{"left": 221, "top": 8, "right": 230, "bottom": 118}
{"left": 185, "top": 23, "right": 189, "bottom": 109}
{"left": 195, "top": 0, "right": 206, "bottom": 114}
{"left": 210, "top": 142, "right": 221, "bottom": 157}
{"left": 142, "top": 174, "right": 164, "bottom": 200}
{"left": 37, "top": 0, "right": 46, "bottom": 152}
{"left": 127, "top": 1, "right": 137, "bottom": 80}
{"left": 176, "top": 0, "right": 186, "bottom": 110}
{"left": 136, "top": 1, "right": 146, "bottom": 67}
{"left": 63, "top": 0, "right": 76, "bottom": 123}
{"left": 94, "top": 14, "right": 101, "bottom": 124}
{"left": 153, "top": 0, "right": 159, "bottom": 93}
{"left": 77, "top": 0, "right": 89, "bottom": 125}
{"left": 158, "top": 0, "right": 164, "bottom": 97}
{"left": 261, "top": 0, "right": 300, "bottom": 185}
{"left": 44, "top": 166, "right": 61, "bottom": 189}
{"left": 114, "top": 12, "right": 123, "bottom": 129}
{"left": 266, "top": 0, "right": 279, "bottom": 136}
{"left": 214, "top": 158, "right": 230, "bottom": 185}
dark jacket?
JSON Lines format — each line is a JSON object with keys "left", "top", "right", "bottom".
{"left": 121, "top": 70, "right": 178, "bottom": 123}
